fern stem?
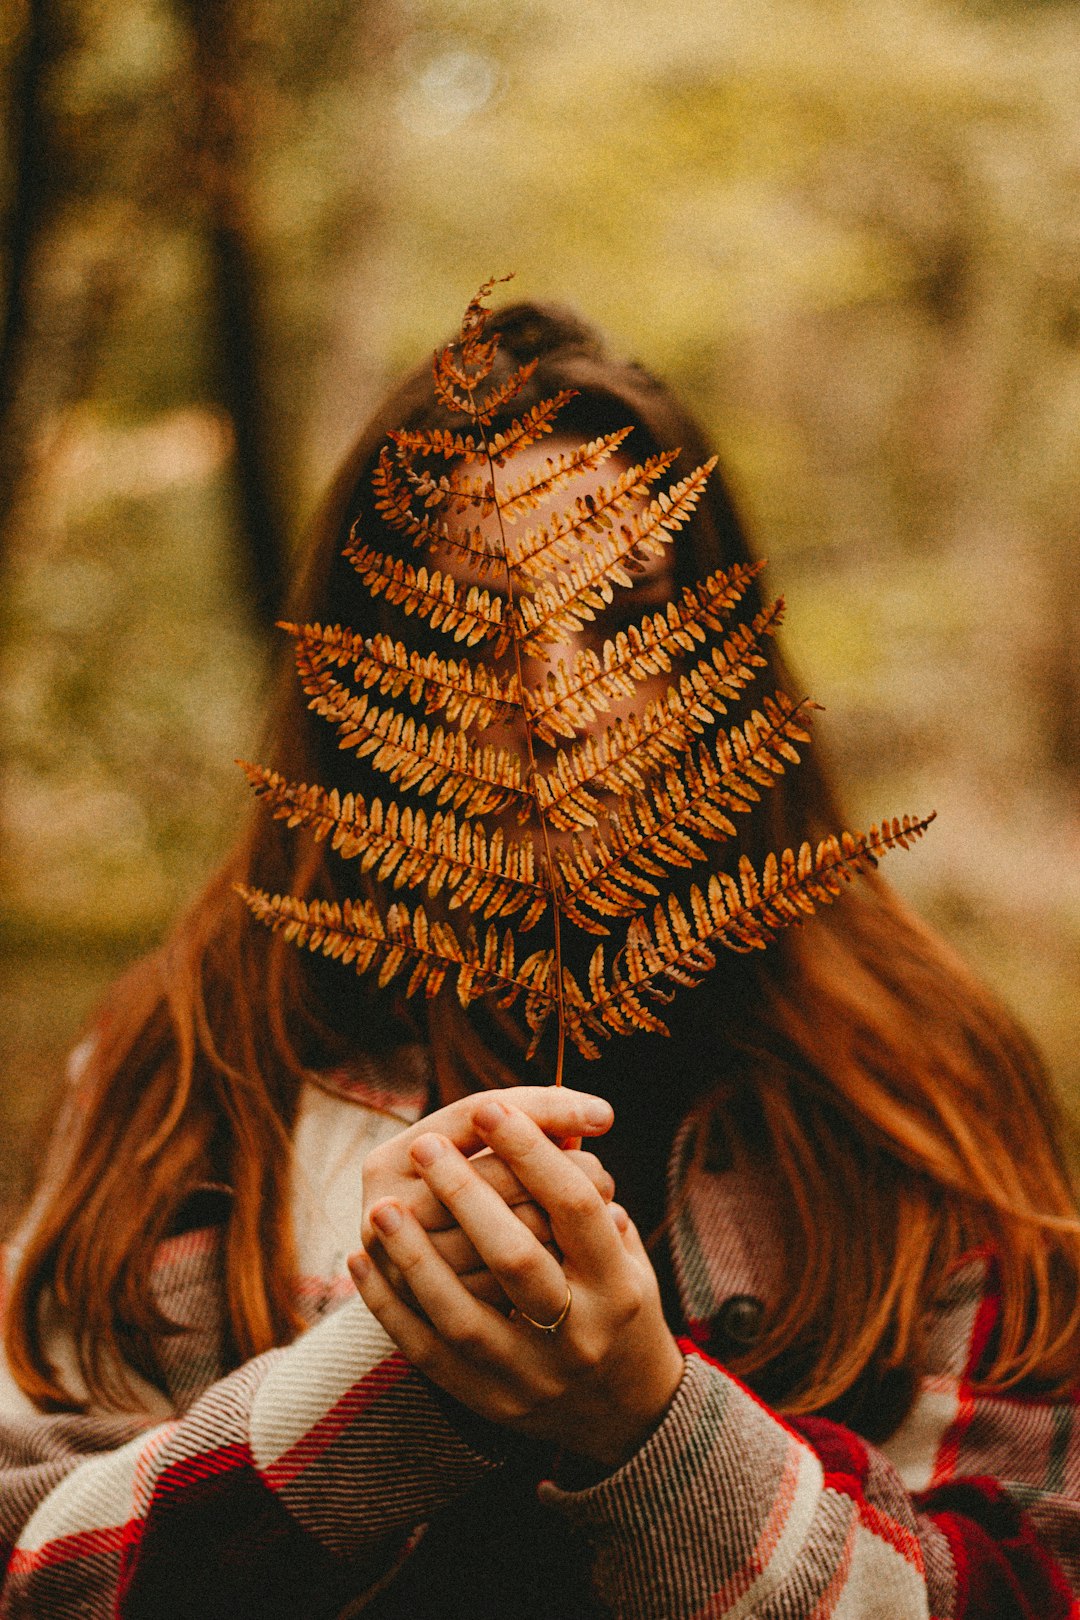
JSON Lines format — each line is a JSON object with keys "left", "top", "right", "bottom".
{"left": 470, "top": 391, "right": 567, "bottom": 1087}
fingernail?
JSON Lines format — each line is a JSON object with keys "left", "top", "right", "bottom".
{"left": 410, "top": 1134, "right": 444, "bottom": 1168}
{"left": 349, "top": 1249, "right": 370, "bottom": 1281}
{"left": 372, "top": 1203, "right": 402, "bottom": 1235}
{"left": 585, "top": 1097, "right": 613, "bottom": 1126}
{"left": 474, "top": 1098, "right": 508, "bottom": 1131}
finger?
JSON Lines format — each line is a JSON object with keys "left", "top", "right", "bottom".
{"left": 348, "top": 1245, "right": 452, "bottom": 1372}
{"left": 404, "top": 1146, "right": 611, "bottom": 1233}
{"left": 403, "top": 1163, "right": 544, "bottom": 1237}
{"left": 565, "top": 1151, "right": 615, "bottom": 1203}
{"left": 349, "top": 1248, "right": 523, "bottom": 1424}
{"left": 472, "top": 1099, "right": 624, "bottom": 1276}
{"left": 367, "top": 1199, "right": 519, "bottom": 1359}
{"left": 474, "top": 1147, "right": 614, "bottom": 1204}
{"left": 459, "top": 1269, "right": 514, "bottom": 1308}
{"left": 370, "top": 1239, "right": 522, "bottom": 1311}
{"left": 607, "top": 1201, "right": 644, "bottom": 1255}
{"left": 407, "top": 1136, "right": 572, "bottom": 1327}
{"left": 459, "top": 1245, "right": 560, "bottom": 1307}
{"left": 411, "top": 1086, "right": 613, "bottom": 1161}
{"left": 409, "top": 1151, "right": 532, "bottom": 1233}
{"left": 431, "top": 1201, "right": 554, "bottom": 1275}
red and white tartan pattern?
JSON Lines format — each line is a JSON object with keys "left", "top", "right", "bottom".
{"left": 2, "top": 1063, "right": 1079, "bottom": 1618}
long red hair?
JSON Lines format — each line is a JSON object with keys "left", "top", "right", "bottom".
{"left": 8, "top": 302, "right": 1080, "bottom": 1420}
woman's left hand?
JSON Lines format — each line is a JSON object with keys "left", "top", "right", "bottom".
{"left": 348, "top": 1095, "right": 685, "bottom": 1470}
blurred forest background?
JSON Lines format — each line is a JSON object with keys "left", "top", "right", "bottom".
{"left": 2, "top": 0, "right": 1079, "bottom": 1231}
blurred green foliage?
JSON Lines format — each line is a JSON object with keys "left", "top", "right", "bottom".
{"left": 1, "top": 0, "right": 1079, "bottom": 1222}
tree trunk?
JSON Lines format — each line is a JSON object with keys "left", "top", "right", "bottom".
{"left": 179, "top": 0, "right": 290, "bottom": 634}
{"left": 0, "top": 0, "right": 61, "bottom": 560}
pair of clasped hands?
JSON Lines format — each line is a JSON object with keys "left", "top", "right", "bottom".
{"left": 348, "top": 1086, "right": 685, "bottom": 1471}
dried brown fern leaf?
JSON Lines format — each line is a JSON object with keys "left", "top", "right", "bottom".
{"left": 431, "top": 321, "right": 508, "bottom": 395}
{"left": 389, "top": 458, "right": 491, "bottom": 515}
{"left": 536, "top": 653, "right": 784, "bottom": 831}
{"left": 237, "top": 886, "right": 558, "bottom": 1009}
{"left": 437, "top": 430, "right": 636, "bottom": 526}
{"left": 711, "top": 694, "right": 813, "bottom": 793}
{"left": 432, "top": 288, "right": 539, "bottom": 424}
{"left": 387, "top": 392, "right": 576, "bottom": 465}
{"left": 550, "top": 837, "right": 663, "bottom": 937}
{"left": 372, "top": 409, "right": 611, "bottom": 572}
{"left": 383, "top": 427, "right": 492, "bottom": 464}
{"left": 528, "top": 564, "right": 771, "bottom": 741}
{"left": 371, "top": 450, "right": 507, "bottom": 575}
{"left": 470, "top": 365, "right": 542, "bottom": 425}
{"left": 571, "top": 814, "right": 937, "bottom": 1050}
{"left": 285, "top": 623, "right": 522, "bottom": 731}
{"left": 344, "top": 540, "right": 510, "bottom": 653}
{"left": 292, "top": 657, "right": 527, "bottom": 818}
{"left": 509, "top": 452, "right": 680, "bottom": 581}
{"left": 531, "top": 597, "right": 782, "bottom": 744}
{"left": 428, "top": 292, "right": 504, "bottom": 405}
{"left": 516, "top": 459, "right": 718, "bottom": 650}
{"left": 278, "top": 620, "right": 371, "bottom": 674}
{"left": 239, "top": 764, "right": 548, "bottom": 927}
{"left": 396, "top": 429, "right": 631, "bottom": 513}
{"left": 433, "top": 352, "right": 537, "bottom": 424}
{"left": 450, "top": 276, "right": 509, "bottom": 367}
{"left": 552, "top": 699, "right": 815, "bottom": 930}
{"left": 358, "top": 634, "right": 522, "bottom": 729}
{"left": 242, "top": 279, "right": 936, "bottom": 1082}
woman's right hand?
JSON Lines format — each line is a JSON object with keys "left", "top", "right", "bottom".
{"left": 361, "top": 1087, "right": 615, "bottom": 1307}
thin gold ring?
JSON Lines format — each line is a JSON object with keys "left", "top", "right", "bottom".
{"left": 513, "top": 1285, "right": 572, "bottom": 1334}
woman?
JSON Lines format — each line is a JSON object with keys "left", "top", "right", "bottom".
{"left": 2, "top": 299, "right": 1079, "bottom": 1619}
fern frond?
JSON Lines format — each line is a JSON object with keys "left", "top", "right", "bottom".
{"left": 536, "top": 650, "right": 785, "bottom": 830}
{"left": 460, "top": 276, "right": 509, "bottom": 340}
{"left": 441, "top": 430, "right": 636, "bottom": 527}
{"left": 433, "top": 353, "right": 537, "bottom": 424}
{"left": 428, "top": 279, "right": 507, "bottom": 413}
{"left": 371, "top": 451, "right": 507, "bottom": 574}
{"left": 711, "top": 693, "right": 813, "bottom": 793}
{"left": 384, "top": 427, "right": 491, "bottom": 464}
{"left": 529, "top": 565, "right": 771, "bottom": 741}
{"left": 552, "top": 970, "right": 607, "bottom": 1061}
{"left": 242, "top": 280, "right": 936, "bottom": 1078}
{"left": 574, "top": 813, "right": 937, "bottom": 1044}
{"left": 470, "top": 363, "right": 540, "bottom": 425}
{"left": 434, "top": 287, "right": 526, "bottom": 402}
{"left": 552, "top": 698, "right": 816, "bottom": 929}
{"left": 510, "top": 452, "right": 680, "bottom": 581}
{"left": 386, "top": 454, "right": 492, "bottom": 515}
{"left": 529, "top": 562, "right": 769, "bottom": 740}
{"left": 359, "top": 633, "right": 522, "bottom": 729}
{"left": 344, "top": 540, "right": 510, "bottom": 653}
{"left": 387, "top": 392, "right": 576, "bottom": 465}
{"left": 239, "top": 764, "right": 548, "bottom": 927}
{"left": 285, "top": 623, "right": 522, "bottom": 731}
{"left": 517, "top": 460, "right": 718, "bottom": 650}
{"left": 391, "top": 430, "right": 632, "bottom": 532}
{"left": 238, "top": 885, "right": 558, "bottom": 1008}
{"left": 293, "top": 656, "right": 527, "bottom": 817}
{"left": 531, "top": 597, "right": 782, "bottom": 744}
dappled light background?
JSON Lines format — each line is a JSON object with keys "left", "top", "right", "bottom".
{"left": 2, "top": 0, "right": 1079, "bottom": 1228}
